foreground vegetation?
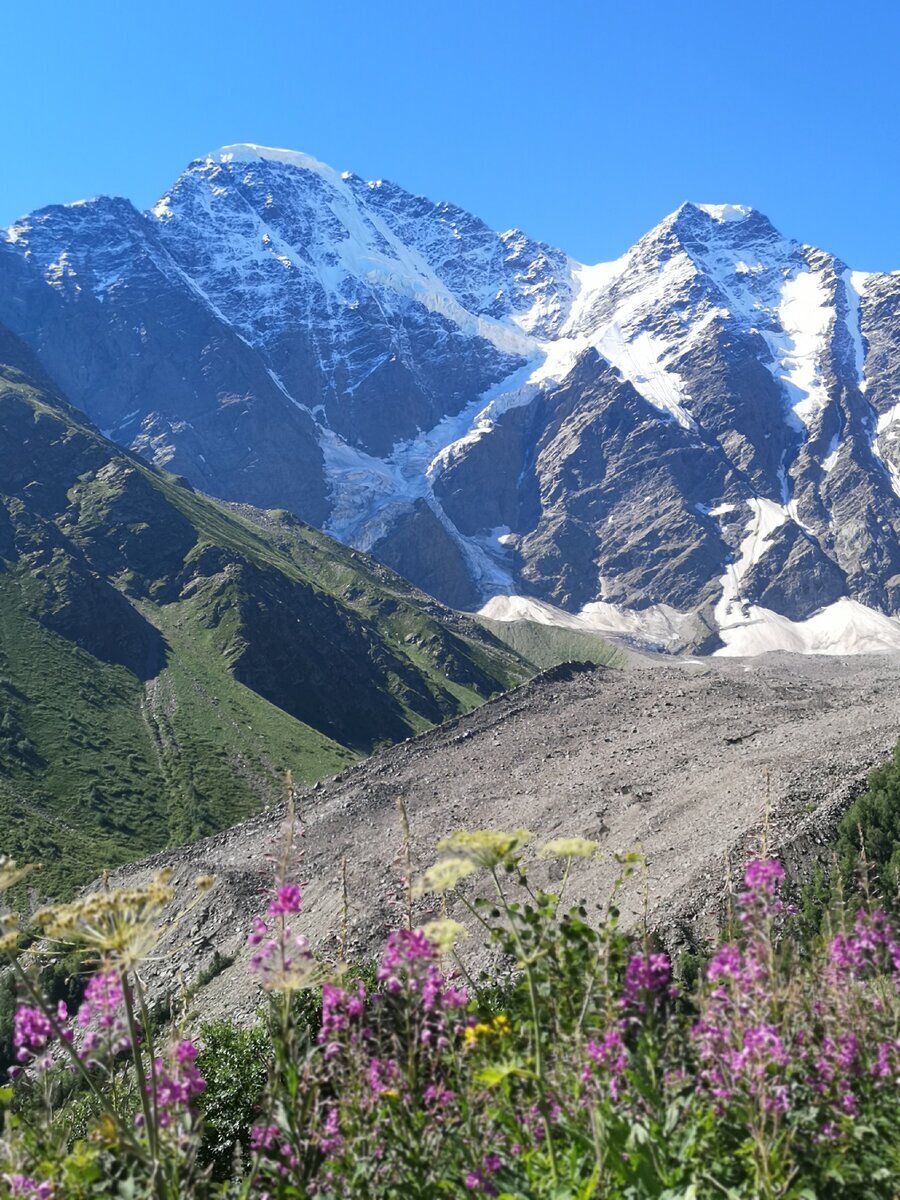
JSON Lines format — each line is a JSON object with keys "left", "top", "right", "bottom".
{"left": 1, "top": 809, "right": 898, "bottom": 1199}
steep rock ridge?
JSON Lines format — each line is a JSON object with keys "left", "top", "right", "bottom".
{"left": 149, "top": 147, "right": 527, "bottom": 455}
{"left": 0, "top": 206, "right": 329, "bottom": 525}
{"left": 4, "top": 151, "right": 900, "bottom": 652}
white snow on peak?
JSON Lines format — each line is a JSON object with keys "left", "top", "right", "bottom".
{"left": 695, "top": 203, "right": 754, "bottom": 223}
{"left": 215, "top": 144, "right": 343, "bottom": 182}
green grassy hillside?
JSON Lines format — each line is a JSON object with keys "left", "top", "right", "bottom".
{"left": 0, "top": 326, "right": 531, "bottom": 896}
{"left": 477, "top": 616, "right": 625, "bottom": 670}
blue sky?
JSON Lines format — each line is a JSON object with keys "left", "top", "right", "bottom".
{"left": 5, "top": 0, "right": 899, "bottom": 269}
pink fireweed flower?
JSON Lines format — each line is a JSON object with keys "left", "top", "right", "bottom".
{"left": 249, "top": 1123, "right": 281, "bottom": 1152}
{"left": 318, "top": 1106, "right": 342, "bottom": 1155}
{"left": 829, "top": 909, "right": 900, "bottom": 983}
{"left": 736, "top": 858, "right": 787, "bottom": 924}
{"left": 423, "top": 1084, "right": 456, "bottom": 1108}
{"left": 13, "top": 1005, "right": 57, "bottom": 1069}
{"left": 367, "top": 1056, "right": 401, "bottom": 1099}
{"left": 3, "top": 1176, "right": 54, "bottom": 1199}
{"left": 76, "top": 971, "right": 131, "bottom": 1064}
{"left": 319, "top": 980, "right": 366, "bottom": 1058}
{"left": 464, "top": 1155, "right": 502, "bottom": 1195}
{"left": 743, "top": 859, "right": 785, "bottom": 894}
{"left": 376, "top": 928, "right": 469, "bottom": 1025}
{"left": 248, "top": 913, "right": 315, "bottom": 993}
{"left": 267, "top": 884, "right": 302, "bottom": 916}
{"left": 620, "top": 951, "right": 672, "bottom": 1015}
{"left": 585, "top": 1029, "right": 629, "bottom": 1099}
{"left": 872, "top": 1040, "right": 899, "bottom": 1081}
{"left": 147, "top": 1040, "right": 206, "bottom": 1129}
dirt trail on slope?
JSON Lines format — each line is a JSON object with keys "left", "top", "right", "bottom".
{"left": 104, "top": 653, "right": 900, "bottom": 1023}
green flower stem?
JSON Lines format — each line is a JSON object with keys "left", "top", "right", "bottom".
{"left": 122, "top": 973, "right": 161, "bottom": 1192}
{"left": 8, "top": 953, "right": 147, "bottom": 1161}
{"left": 488, "top": 863, "right": 559, "bottom": 1188}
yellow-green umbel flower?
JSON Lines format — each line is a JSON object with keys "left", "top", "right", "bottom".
{"left": 538, "top": 837, "right": 600, "bottom": 860}
{"left": 420, "top": 918, "right": 469, "bottom": 953}
{"left": 436, "top": 829, "right": 533, "bottom": 869}
{"left": 33, "top": 871, "right": 183, "bottom": 972}
{"left": 0, "top": 856, "right": 34, "bottom": 893}
{"left": 414, "top": 857, "right": 476, "bottom": 896}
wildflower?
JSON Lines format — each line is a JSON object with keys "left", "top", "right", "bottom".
{"left": 0, "top": 912, "right": 20, "bottom": 955}
{"left": 872, "top": 1039, "right": 899, "bottom": 1081}
{"left": 13, "top": 1004, "right": 63, "bottom": 1072}
{"left": 249, "top": 1123, "right": 281, "bottom": 1152}
{"left": 414, "top": 857, "right": 476, "bottom": 895}
{"left": 2, "top": 1176, "right": 54, "bottom": 1199}
{"left": 76, "top": 970, "right": 131, "bottom": 1063}
{"left": 267, "top": 884, "right": 302, "bottom": 916}
{"left": 737, "top": 858, "right": 787, "bottom": 922}
{"left": 0, "top": 857, "right": 34, "bottom": 893}
{"left": 742, "top": 859, "right": 785, "bottom": 894}
{"left": 378, "top": 927, "right": 433, "bottom": 983}
{"left": 147, "top": 1040, "right": 206, "bottom": 1128}
{"left": 585, "top": 1029, "right": 629, "bottom": 1099}
{"left": 423, "top": 1084, "right": 456, "bottom": 1108}
{"left": 620, "top": 951, "right": 672, "bottom": 1014}
{"left": 437, "top": 829, "right": 532, "bottom": 869}
{"left": 464, "top": 1015, "right": 508, "bottom": 1048}
{"left": 248, "top": 888, "right": 320, "bottom": 993}
{"left": 420, "top": 917, "right": 469, "bottom": 952}
{"left": 33, "top": 873, "right": 177, "bottom": 970}
{"left": 319, "top": 980, "right": 366, "bottom": 1058}
{"left": 318, "top": 1106, "right": 342, "bottom": 1154}
{"left": 367, "top": 1056, "right": 401, "bottom": 1098}
{"left": 538, "top": 836, "right": 599, "bottom": 859}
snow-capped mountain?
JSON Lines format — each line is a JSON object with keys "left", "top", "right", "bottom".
{"left": 4, "top": 145, "right": 900, "bottom": 653}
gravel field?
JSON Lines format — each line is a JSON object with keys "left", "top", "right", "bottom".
{"left": 105, "top": 652, "right": 900, "bottom": 1023}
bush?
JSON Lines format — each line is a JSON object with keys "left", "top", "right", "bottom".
{"left": 196, "top": 1021, "right": 270, "bottom": 1179}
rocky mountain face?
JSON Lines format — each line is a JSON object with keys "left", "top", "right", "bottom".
{"left": 4, "top": 150, "right": 900, "bottom": 653}
{"left": 0, "top": 323, "right": 528, "bottom": 895}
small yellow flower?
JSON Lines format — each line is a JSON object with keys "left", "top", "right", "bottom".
{"left": 538, "top": 836, "right": 600, "bottom": 860}
{"left": 437, "top": 830, "right": 532, "bottom": 869}
{"left": 381, "top": 1088, "right": 400, "bottom": 1099}
{"left": 464, "top": 1021, "right": 495, "bottom": 1048}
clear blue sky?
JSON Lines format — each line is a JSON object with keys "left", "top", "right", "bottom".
{"left": 4, "top": 0, "right": 900, "bottom": 270}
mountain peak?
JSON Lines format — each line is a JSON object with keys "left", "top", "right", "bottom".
{"left": 691, "top": 202, "right": 754, "bottom": 223}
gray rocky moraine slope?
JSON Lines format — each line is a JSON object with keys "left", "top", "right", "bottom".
{"left": 101, "top": 652, "right": 900, "bottom": 1026}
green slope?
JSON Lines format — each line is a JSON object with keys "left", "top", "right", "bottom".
{"left": 0, "top": 326, "right": 531, "bottom": 896}
{"left": 477, "top": 616, "right": 626, "bottom": 671}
